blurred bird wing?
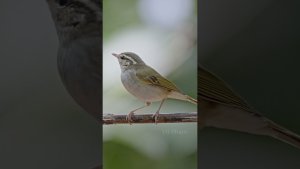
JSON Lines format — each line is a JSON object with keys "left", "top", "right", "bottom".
{"left": 136, "top": 65, "right": 181, "bottom": 92}
{"left": 198, "top": 66, "right": 253, "bottom": 111}
{"left": 199, "top": 67, "right": 300, "bottom": 149}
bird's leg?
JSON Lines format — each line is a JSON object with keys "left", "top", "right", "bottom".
{"left": 152, "top": 99, "right": 166, "bottom": 124}
{"left": 127, "top": 102, "right": 151, "bottom": 124}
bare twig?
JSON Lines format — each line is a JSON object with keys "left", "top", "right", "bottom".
{"left": 103, "top": 112, "right": 197, "bottom": 125}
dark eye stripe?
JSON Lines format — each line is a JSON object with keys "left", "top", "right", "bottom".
{"left": 120, "top": 55, "right": 129, "bottom": 60}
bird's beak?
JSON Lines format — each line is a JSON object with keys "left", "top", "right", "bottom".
{"left": 112, "top": 53, "right": 119, "bottom": 58}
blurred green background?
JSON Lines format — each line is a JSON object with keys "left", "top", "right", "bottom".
{"left": 103, "top": 0, "right": 197, "bottom": 169}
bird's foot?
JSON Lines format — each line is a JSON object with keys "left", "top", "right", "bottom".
{"left": 152, "top": 111, "right": 159, "bottom": 124}
{"left": 126, "top": 111, "right": 135, "bottom": 124}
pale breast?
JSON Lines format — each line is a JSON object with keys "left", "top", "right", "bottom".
{"left": 121, "top": 69, "right": 168, "bottom": 102}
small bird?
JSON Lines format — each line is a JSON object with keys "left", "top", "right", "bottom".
{"left": 198, "top": 66, "right": 300, "bottom": 149}
{"left": 46, "top": 0, "right": 102, "bottom": 121}
{"left": 113, "top": 52, "right": 197, "bottom": 123}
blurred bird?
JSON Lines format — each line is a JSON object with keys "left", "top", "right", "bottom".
{"left": 46, "top": 0, "right": 102, "bottom": 122}
{"left": 198, "top": 66, "right": 300, "bottom": 149}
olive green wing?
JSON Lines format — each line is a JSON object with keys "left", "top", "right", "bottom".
{"left": 198, "top": 66, "right": 254, "bottom": 112}
{"left": 135, "top": 65, "right": 181, "bottom": 92}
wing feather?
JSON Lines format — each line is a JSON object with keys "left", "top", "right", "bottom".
{"left": 135, "top": 65, "right": 181, "bottom": 92}
{"left": 198, "top": 66, "right": 254, "bottom": 112}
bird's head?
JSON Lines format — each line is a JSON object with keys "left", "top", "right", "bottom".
{"left": 46, "top": 0, "right": 102, "bottom": 41}
{"left": 112, "top": 52, "right": 145, "bottom": 71}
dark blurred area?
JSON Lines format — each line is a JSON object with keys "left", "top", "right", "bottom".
{"left": 0, "top": 1, "right": 101, "bottom": 169}
{"left": 199, "top": 0, "right": 300, "bottom": 168}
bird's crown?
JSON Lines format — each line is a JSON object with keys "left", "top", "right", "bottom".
{"left": 113, "top": 52, "right": 145, "bottom": 65}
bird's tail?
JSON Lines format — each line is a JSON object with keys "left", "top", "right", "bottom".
{"left": 267, "top": 120, "right": 300, "bottom": 149}
{"left": 186, "top": 95, "right": 197, "bottom": 104}
{"left": 168, "top": 91, "right": 197, "bottom": 104}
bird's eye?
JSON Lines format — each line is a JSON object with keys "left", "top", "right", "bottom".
{"left": 120, "top": 56, "right": 125, "bottom": 59}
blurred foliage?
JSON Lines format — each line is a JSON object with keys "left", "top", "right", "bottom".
{"left": 103, "top": 0, "right": 141, "bottom": 40}
{"left": 104, "top": 139, "right": 197, "bottom": 169}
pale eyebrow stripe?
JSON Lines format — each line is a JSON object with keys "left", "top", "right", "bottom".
{"left": 123, "top": 55, "right": 137, "bottom": 64}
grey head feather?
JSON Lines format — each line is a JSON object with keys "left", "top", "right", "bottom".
{"left": 121, "top": 52, "right": 146, "bottom": 65}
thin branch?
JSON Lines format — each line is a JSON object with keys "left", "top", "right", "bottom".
{"left": 103, "top": 112, "right": 197, "bottom": 125}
